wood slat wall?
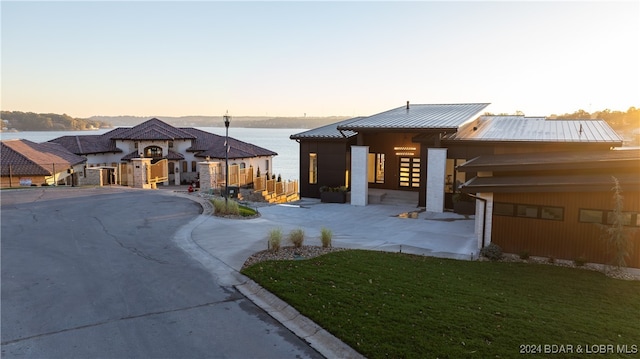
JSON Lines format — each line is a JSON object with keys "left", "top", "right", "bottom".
{"left": 492, "top": 191, "right": 640, "bottom": 268}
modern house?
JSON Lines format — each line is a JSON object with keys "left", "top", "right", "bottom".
{"left": 291, "top": 102, "right": 637, "bottom": 268}
{"left": 49, "top": 118, "right": 277, "bottom": 187}
{"left": 1, "top": 139, "right": 86, "bottom": 187}
{"left": 458, "top": 149, "right": 640, "bottom": 268}
{"left": 291, "top": 102, "right": 622, "bottom": 210}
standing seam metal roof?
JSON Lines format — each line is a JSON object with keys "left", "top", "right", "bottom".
{"left": 450, "top": 116, "right": 623, "bottom": 143}
{"left": 289, "top": 118, "right": 361, "bottom": 140}
{"left": 336, "top": 103, "right": 491, "bottom": 131}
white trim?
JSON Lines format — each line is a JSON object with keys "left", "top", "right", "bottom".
{"left": 475, "top": 192, "right": 494, "bottom": 249}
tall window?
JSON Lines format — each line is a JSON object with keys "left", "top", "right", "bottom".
{"left": 368, "top": 153, "right": 385, "bottom": 184}
{"left": 191, "top": 161, "right": 196, "bottom": 172}
{"left": 309, "top": 153, "right": 318, "bottom": 184}
{"left": 376, "top": 154, "right": 385, "bottom": 183}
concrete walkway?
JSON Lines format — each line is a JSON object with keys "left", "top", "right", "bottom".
{"left": 169, "top": 189, "right": 477, "bottom": 358}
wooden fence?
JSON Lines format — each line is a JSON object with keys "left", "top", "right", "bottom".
{"left": 149, "top": 159, "right": 168, "bottom": 185}
{"left": 253, "top": 175, "right": 299, "bottom": 203}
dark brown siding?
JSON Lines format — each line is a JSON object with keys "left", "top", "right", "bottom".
{"left": 365, "top": 132, "right": 422, "bottom": 191}
{"left": 297, "top": 139, "right": 353, "bottom": 198}
{"left": 492, "top": 191, "right": 640, "bottom": 268}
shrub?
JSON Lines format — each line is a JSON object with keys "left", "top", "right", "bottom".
{"left": 288, "top": 228, "right": 305, "bottom": 248}
{"left": 480, "top": 243, "right": 503, "bottom": 261}
{"left": 547, "top": 256, "right": 556, "bottom": 264}
{"left": 319, "top": 185, "right": 348, "bottom": 193}
{"left": 212, "top": 198, "right": 240, "bottom": 216}
{"left": 519, "top": 251, "right": 530, "bottom": 260}
{"left": 320, "top": 227, "right": 332, "bottom": 248}
{"left": 238, "top": 204, "right": 258, "bottom": 217}
{"left": 574, "top": 257, "right": 587, "bottom": 267}
{"left": 268, "top": 228, "right": 283, "bottom": 252}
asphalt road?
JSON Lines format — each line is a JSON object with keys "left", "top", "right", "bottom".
{"left": 1, "top": 187, "right": 322, "bottom": 358}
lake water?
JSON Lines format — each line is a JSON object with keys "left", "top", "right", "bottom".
{"left": 1, "top": 127, "right": 304, "bottom": 181}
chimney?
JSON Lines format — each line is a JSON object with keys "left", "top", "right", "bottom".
{"left": 406, "top": 101, "right": 410, "bottom": 110}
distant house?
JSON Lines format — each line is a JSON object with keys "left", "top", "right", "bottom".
{"left": 291, "top": 102, "right": 622, "bottom": 210}
{"left": 1, "top": 139, "right": 86, "bottom": 187}
{"left": 458, "top": 149, "right": 640, "bottom": 268}
{"left": 49, "top": 118, "right": 277, "bottom": 187}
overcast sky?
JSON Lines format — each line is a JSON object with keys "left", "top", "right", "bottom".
{"left": 2, "top": 1, "right": 639, "bottom": 119}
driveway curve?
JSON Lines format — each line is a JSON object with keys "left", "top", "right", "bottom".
{"left": 1, "top": 187, "right": 322, "bottom": 358}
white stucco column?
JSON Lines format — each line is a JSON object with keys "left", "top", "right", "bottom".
{"left": 198, "top": 161, "right": 220, "bottom": 192}
{"left": 475, "top": 192, "right": 494, "bottom": 250}
{"left": 132, "top": 158, "right": 152, "bottom": 189}
{"left": 351, "top": 146, "right": 369, "bottom": 206}
{"left": 174, "top": 163, "right": 181, "bottom": 185}
{"left": 426, "top": 148, "right": 447, "bottom": 212}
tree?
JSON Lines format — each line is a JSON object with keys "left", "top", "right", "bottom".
{"left": 601, "top": 177, "right": 636, "bottom": 269}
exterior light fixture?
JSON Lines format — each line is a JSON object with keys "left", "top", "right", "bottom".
{"left": 394, "top": 146, "right": 416, "bottom": 156}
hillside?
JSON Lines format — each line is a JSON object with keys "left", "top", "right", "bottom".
{"left": 88, "top": 115, "right": 350, "bottom": 129}
{"left": 1, "top": 111, "right": 111, "bottom": 132}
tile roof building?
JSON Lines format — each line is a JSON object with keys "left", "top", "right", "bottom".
{"left": 48, "top": 118, "right": 277, "bottom": 186}
{"left": 1, "top": 139, "right": 86, "bottom": 187}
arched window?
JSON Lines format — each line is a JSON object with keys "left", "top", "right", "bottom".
{"left": 144, "top": 146, "right": 163, "bottom": 158}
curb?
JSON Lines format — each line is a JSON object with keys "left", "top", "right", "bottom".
{"left": 172, "top": 189, "right": 365, "bottom": 358}
{"left": 235, "top": 280, "right": 365, "bottom": 359}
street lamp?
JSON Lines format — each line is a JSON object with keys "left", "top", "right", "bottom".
{"left": 223, "top": 111, "right": 231, "bottom": 205}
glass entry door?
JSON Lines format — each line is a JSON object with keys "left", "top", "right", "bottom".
{"left": 399, "top": 157, "right": 420, "bottom": 188}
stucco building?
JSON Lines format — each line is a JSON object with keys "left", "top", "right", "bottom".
{"left": 49, "top": 118, "right": 277, "bottom": 187}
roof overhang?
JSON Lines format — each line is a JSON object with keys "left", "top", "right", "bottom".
{"left": 460, "top": 173, "right": 640, "bottom": 193}
{"left": 458, "top": 150, "right": 640, "bottom": 173}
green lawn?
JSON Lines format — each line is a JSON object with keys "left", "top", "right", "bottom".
{"left": 242, "top": 250, "right": 640, "bottom": 359}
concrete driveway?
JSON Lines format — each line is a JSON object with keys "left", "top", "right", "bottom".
{"left": 186, "top": 194, "right": 478, "bottom": 279}
{"left": 1, "top": 187, "right": 323, "bottom": 359}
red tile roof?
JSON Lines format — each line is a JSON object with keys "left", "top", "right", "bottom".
{"left": 181, "top": 127, "right": 277, "bottom": 159}
{"left": 48, "top": 134, "right": 121, "bottom": 155}
{"left": 49, "top": 118, "right": 276, "bottom": 161}
{"left": 109, "top": 118, "right": 196, "bottom": 140}
{"left": 1, "top": 139, "right": 86, "bottom": 176}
